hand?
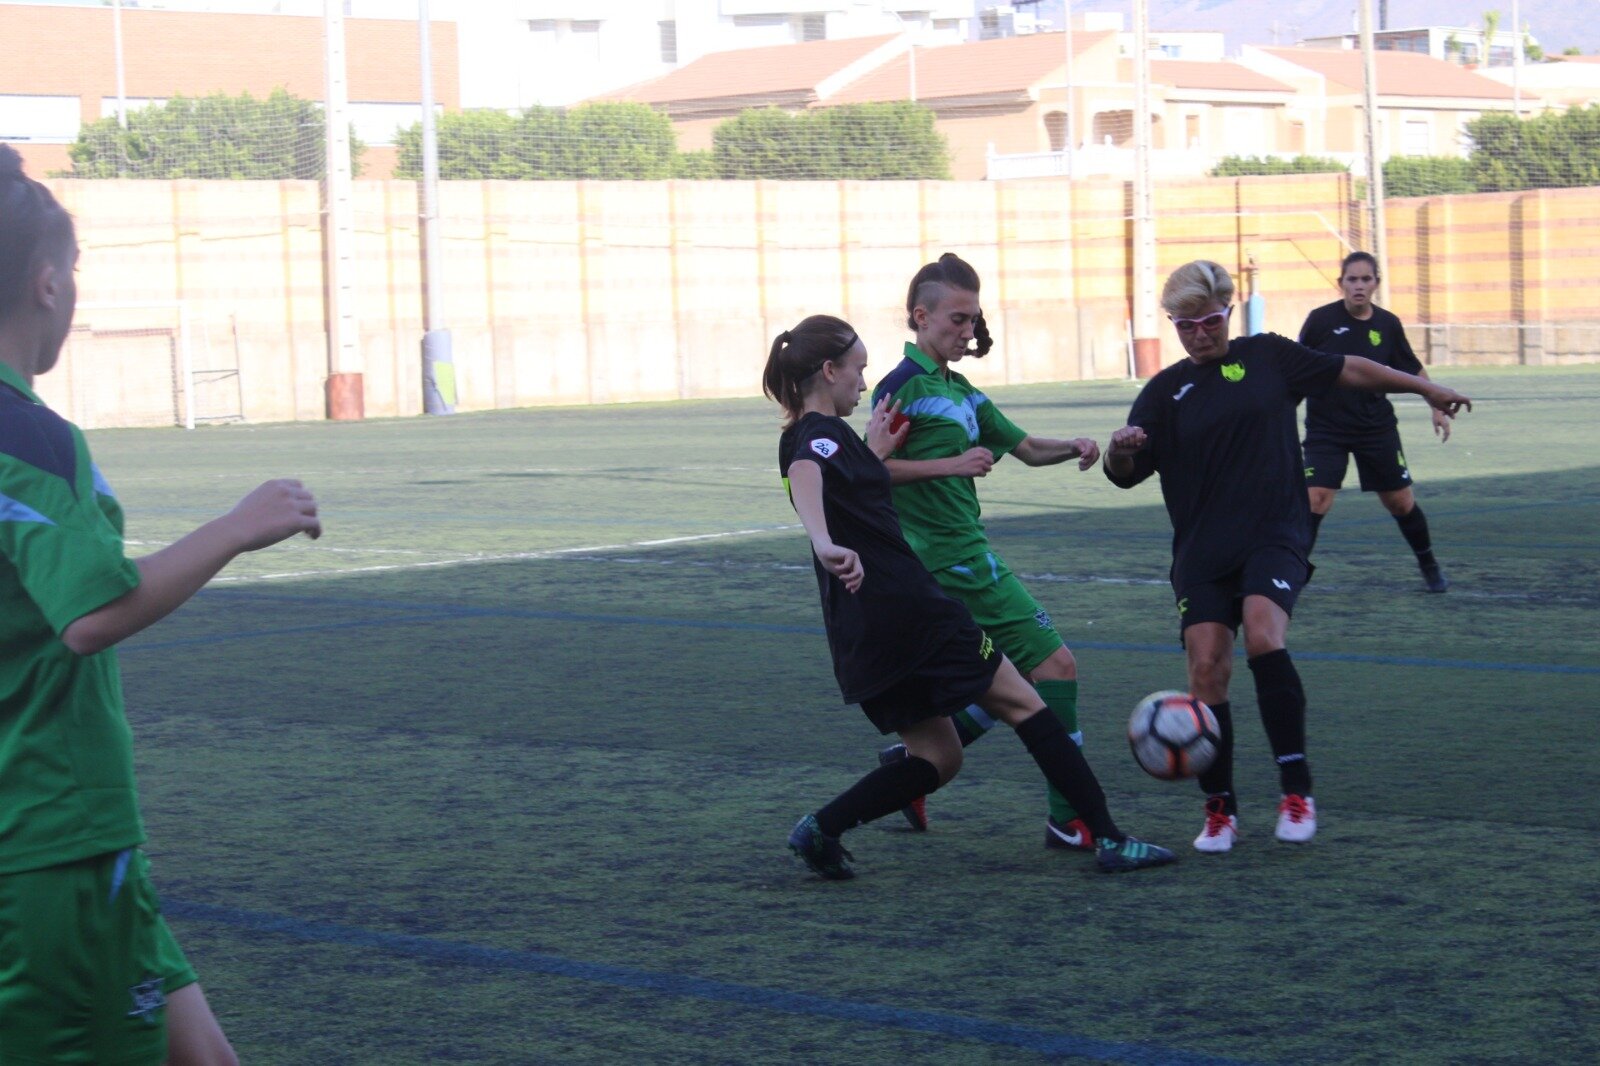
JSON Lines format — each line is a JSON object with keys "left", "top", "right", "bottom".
{"left": 865, "top": 395, "right": 909, "bottom": 459}
{"left": 223, "top": 479, "right": 322, "bottom": 552}
{"left": 948, "top": 446, "right": 995, "bottom": 478}
{"left": 1068, "top": 437, "right": 1100, "bottom": 471}
{"left": 815, "top": 542, "right": 863, "bottom": 593}
{"left": 1107, "top": 425, "right": 1147, "bottom": 457}
{"left": 1431, "top": 406, "right": 1452, "bottom": 442}
{"left": 1422, "top": 384, "right": 1471, "bottom": 421}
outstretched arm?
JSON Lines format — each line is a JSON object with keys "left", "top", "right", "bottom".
{"left": 1012, "top": 435, "right": 1101, "bottom": 471}
{"left": 787, "top": 460, "right": 863, "bottom": 593}
{"left": 62, "top": 480, "right": 321, "bottom": 655}
{"left": 1338, "top": 356, "right": 1471, "bottom": 421}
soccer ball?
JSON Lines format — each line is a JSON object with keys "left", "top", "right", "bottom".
{"left": 1127, "top": 691, "right": 1220, "bottom": 780}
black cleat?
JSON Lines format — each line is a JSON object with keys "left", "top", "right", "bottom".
{"left": 1095, "top": 835, "right": 1178, "bottom": 873}
{"left": 1421, "top": 562, "right": 1449, "bottom": 593}
{"left": 788, "top": 815, "right": 855, "bottom": 880}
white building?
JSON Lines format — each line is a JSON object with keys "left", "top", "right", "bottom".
{"left": 1301, "top": 25, "right": 1534, "bottom": 69}
{"left": 457, "top": 1, "right": 978, "bottom": 109}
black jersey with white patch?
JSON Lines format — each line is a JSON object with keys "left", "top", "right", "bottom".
{"left": 780, "top": 412, "right": 970, "bottom": 702}
{"left": 1105, "top": 334, "right": 1345, "bottom": 587}
{"left": 1300, "top": 301, "right": 1422, "bottom": 438}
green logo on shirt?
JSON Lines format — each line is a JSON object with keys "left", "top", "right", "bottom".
{"left": 1369, "top": 329, "right": 1382, "bottom": 347}
{"left": 1220, "top": 362, "right": 1245, "bottom": 382}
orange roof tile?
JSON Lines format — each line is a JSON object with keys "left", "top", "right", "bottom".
{"left": 825, "top": 30, "right": 1115, "bottom": 105}
{"left": 1148, "top": 59, "right": 1294, "bottom": 93}
{"left": 596, "top": 34, "right": 897, "bottom": 106}
{"left": 1260, "top": 47, "right": 1516, "bottom": 99}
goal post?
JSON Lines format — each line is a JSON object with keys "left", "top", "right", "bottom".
{"left": 64, "top": 302, "right": 243, "bottom": 430}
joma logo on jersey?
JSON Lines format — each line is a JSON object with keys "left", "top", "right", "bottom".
{"left": 1220, "top": 362, "right": 1245, "bottom": 382}
{"left": 1176, "top": 597, "right": 1189, "bottom": 616}
{"left": 978, "top": 633, "right": 994, "bottom": 659}
{"left": 1369, "top": 329, "right": 1383, "bottom": 347}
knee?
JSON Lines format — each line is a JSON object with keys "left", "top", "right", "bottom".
{"left": 1029, "top": 645, "right": 1077, "bottom": 682}
{"left": 1188, "top": 655, "right": 1232, "bottom": 702}
{"left": 1243, "top": 633, "right": 1285, "bottom": 659}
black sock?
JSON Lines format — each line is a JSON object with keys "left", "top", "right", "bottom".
{"left": 1394, "top": 505, "right": 1436, "bottom": 568}
{"left": 1013, "top": 708, "right": 1121, "bottom": 842}
{"left": 1307, "top": 511, "right": 1326, "bottom": 554}
{"left": 815, "top": 755, "right": 942, "bottom": 838}
{"left": 1248, "top": 649, "right": 1312, "bottom": 796}
{"left": 1195, "top": 700, "right": 1236, "bottom": 814}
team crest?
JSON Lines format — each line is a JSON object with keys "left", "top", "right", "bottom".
{"left": 1369, "top": 329, "right": 1383, "bottom": 347}
{"left": 809, "top": 438, "right": 839, "bottom": 459}
{"left": 1220, "top": 362, "right": 1245, "bottom": 382}
{"left": 1034, "top": 608, "right": 1053, "bottom": 630}
{"left": 127, "top": 977, "right": 166, "bottom": 1024}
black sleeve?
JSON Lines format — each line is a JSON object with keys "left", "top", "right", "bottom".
{"left": 783, "top": 418, "right": 848, "bottom": 478}
{"left": 1104, "top": 382, "right": 1161, "bottom": 489}
{"left": 1388, "top": 312, "right": 1423, "bottom": 375}
{"left": 1258, "top": 332, "right": 1345, "bottom": 401}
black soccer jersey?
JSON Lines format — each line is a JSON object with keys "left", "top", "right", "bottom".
{"left": 779, "top": 412, "right": 971, "bottom": 702}
{"left": 1105, "top": 334, "right": 1345, "bottom": 587}
{"left": 1300, "top": 301, "right": 1422, "bottom": 438}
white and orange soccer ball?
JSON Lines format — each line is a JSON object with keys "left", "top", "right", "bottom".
{"left": 1127, "top": 691, "right": 1221, "bottom": 780}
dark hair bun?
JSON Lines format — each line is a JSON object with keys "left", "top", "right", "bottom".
{"left": 0, "top": 144, "right": 26, "bottom": 181}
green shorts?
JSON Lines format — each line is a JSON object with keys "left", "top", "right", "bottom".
{"left": 0, "top": 848, "right": 197, "bottom": 1066}
{"left": 933, "top": 551, "right": 1064, "bottom": 675}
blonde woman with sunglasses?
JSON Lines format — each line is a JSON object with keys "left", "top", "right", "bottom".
{"left": 1102, "top": 260, "right": 1470, "bottom": 855}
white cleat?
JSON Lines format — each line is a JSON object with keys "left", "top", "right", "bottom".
{"left": 1194, "top": 797, "right": 1238, "bottom": 854}
{"left": 1275, "top": 794, "right": 1317, "bottom": 843}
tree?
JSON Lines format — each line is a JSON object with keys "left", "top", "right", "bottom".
{"left": 67, "top": 89, "right": 364, "bottom": 178}
{"left": 1562, "top": 46, "right": 1583, "bottom": 56}
{"left": 1209, "top": 155, "right": 1348, "bottom": 177}
{"left": 1383, "top": 156, "right": 1477, "bottom": 198}
{"left": 711, "top": 103, "right": 949, "bottom": 180}
{"left": 1482, "top": 10, "right": 1501, "bottom": 65}
{"left": 1466, "top": 105, "right": 1600, "bottom": 191}
{"left": 394, "top": 103, "right": 679, "bottom": 180}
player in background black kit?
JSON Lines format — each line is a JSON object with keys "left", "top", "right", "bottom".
{"left": 1301, "top": 251, "right": 1453, "bottom": 592}
{"left": 766, "top": 314, "right": 1175, "bottom": 878}
{"left": 1103, "top": 261, "right": 1470, "bottom": 853}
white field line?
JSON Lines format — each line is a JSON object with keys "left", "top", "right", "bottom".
{"left": 204, "top": 525, "right": 802, "bottom": 585}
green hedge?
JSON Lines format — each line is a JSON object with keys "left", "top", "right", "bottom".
{"left": 1209, "top": 155, "right": 1349, "bottom": 177}
{"left": 1466, "top": 105, "right": 1600, "bottom": 192}
{"left": 1383, "top": 156, "right": 1477, "bottom": 198}
{"left": 67, "top": 89, "right": 364, "bottom": 179}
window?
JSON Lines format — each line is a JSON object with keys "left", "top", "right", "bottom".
{"left": 659, "top": 20, "right": 677, "bottom": 64}
{"left": 796, "top": 13, "right": 825, "bottom": 42}
{"left": 1045, "top": 112, "right": 1067, "bottom": 152}
{"left": 1185, "top": 113, "right": 1200, "bottom": 149}
{"left": 348, "top": 102, "right": 431, "bottom": 147}
{"left": 1093, "top": 110, "right": 1133, "bottom": 147}
{"left": 1402, "top": 118, "right": 1432, "bottom": 156}
{"left": 0, "top": 94, "right": 80, "bottom": 143}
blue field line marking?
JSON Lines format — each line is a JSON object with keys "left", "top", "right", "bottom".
{"left": 162, "top": 899, "right": 1253, "bottom": 1065}
{"left": 126, "top": 605, "right": 1598, "bottom": 675}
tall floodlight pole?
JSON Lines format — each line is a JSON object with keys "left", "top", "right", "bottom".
{"left": 1064, "top": 0, "right": 1074, "bottom": 176}
{"left": 111, "top": 0, "right": 128, "bottom": 128}
{"left": 1510, "top": 0, "right": 1523, "bottom": 116}
{"left": 322, "top": 0, "right": 362, "bottom": 419}
{"left": 1131, "top": 0, "right": 1159, "bottom": 376}
{"left": 1359, "top": 0, "right": 1388, "bottom": 301}
{"left": 419, "top": 0, "right": 455, "bottom": 414}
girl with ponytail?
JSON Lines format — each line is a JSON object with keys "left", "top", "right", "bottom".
{"left": 869, "top": 252, "right": 1124, "bottom": 853}
{"left": 767, "top": 312, "right": 1173, "bottom": 879}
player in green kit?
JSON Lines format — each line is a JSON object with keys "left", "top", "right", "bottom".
{"left": 0, "top": 144, "right": 322, "bottom": 1065}
{"left": 873, "top": 253, "right": 1107, "bottom": 851}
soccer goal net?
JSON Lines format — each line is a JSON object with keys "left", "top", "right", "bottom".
{"left": 62, "top": 302, "right": 243, "bottom": 430}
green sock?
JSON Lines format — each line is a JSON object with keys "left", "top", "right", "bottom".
{"left": 1035, "top": 678, "right": 1082, "bottom": 823}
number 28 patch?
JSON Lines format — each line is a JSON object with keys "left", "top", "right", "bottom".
{"left": 810, "top": 438, "right": 839, "bottom": 459}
